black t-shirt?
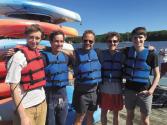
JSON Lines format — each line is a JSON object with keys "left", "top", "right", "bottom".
{"left": 123, "top": 47, "right": 159, "bottom": 70}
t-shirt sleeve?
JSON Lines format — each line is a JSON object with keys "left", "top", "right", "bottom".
{"left": 5, "top": 51, "right": 27, "bottom": 84}
{"left": 147, "top": 50, "right": 159, "bottom": 68}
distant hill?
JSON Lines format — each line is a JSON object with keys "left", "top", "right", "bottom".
{"left": 66, "top": 30, "right": 167, "bottom": 43}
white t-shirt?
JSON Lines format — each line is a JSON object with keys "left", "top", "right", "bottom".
{"left": 5, "top": 51, "right": 46, "bottom": 108}
{"left": 63, "top": 42, "right": 74, "bottom": 50}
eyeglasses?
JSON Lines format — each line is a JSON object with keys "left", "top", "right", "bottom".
{"left": 107, "top": 40, "right": 118, "bottom": 43}
{"left": 83, "top": 40, "right": 94, "bottom": 44}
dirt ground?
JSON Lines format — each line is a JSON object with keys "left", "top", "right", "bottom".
{"left": 95, "top": 107, "right": 167, "bottom": 125}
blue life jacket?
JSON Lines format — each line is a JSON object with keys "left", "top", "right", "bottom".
{"left": 124, "top": 47, "right": 151, "bottom": 84}
{"left": 42, "top": 51, "right": 69, "bottom": 87}
{"left": 102, "top": 49, "right": 124, "bottom": 83}
{"left": 74, "top": 49, "right": 102, "bottom": 85}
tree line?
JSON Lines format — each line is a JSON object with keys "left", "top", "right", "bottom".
{"left": 66, "top": 30, "right": 167, "bottom": 43}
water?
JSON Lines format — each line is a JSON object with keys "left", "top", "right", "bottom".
{"left": 73, "top": 41, "right": 167, "bottom": 86}
{"left": 73, "top": 41, "right": 166, "bottom": 51}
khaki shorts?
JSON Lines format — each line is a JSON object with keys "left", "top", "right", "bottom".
{"left": 13, "top": 99, "right": 47, "bottom": 125}
{"left": 124, "top": 89, "right": 153, "bottom": 115}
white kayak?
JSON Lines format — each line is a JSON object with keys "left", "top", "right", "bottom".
{"left": 0, "top": 0, "right": 81, "bottom": 24}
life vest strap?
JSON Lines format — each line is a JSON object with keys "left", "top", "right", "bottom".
{"left": 102, "top": 68, "right": 122, "bottom": 72}
{"left": 49, "top": 61, "right": 66, "bottom": 65}
{"left": 78, "top": 76, "right": 101, "bottom": 82}
{"left": 46, "top": 71, "right": 68, "bottom": 77}
{"left": 80, "top": 59, "right": 98, "bottom": 64}
{"left": 27, "top": 56, "right": 43, "bottom": 63}
{"left": 47, "top": 79, "right": 69, "bottom": 83}
{"left": 78, "top": 69, "right": 101, "bottom": 75}
{"left": 125, "top": 73, "right": 149, "bottom": 80}
{"left": 127, "top": 57, "right": 146, "bottom": 62}
{"left": 0, "top": 76, "right": 5, "bottom": 80}
{"left": 103, "top": 60, "right": 122, "bottom": 64}
{"left": 22, "top": 67, "right": 44, "bottom": 76}
{"left": 20, "top": 77, "right": 45, "bottom": 85}
{"left": 103, "top": 76, "right": 122, "bottom": 79}
{"left": 124, "top": 65, "right": 150, "bottom": 71}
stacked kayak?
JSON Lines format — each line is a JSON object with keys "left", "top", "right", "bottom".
{"left": 0, "top": 0, "right": 100, "bottom": 125}
{"left": 0, "top": 0, "right": 81, "bottom": 24}
{"left": 0, "top": 19, "right": 79, "bottom": 38}
{"left": 0, "top": 83, "right": 10, "bottom": 99}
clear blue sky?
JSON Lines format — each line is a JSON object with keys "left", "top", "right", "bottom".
{"left": 35, "top": 0, "right": 167, "bottom": 35}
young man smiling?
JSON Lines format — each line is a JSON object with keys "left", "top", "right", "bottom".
{"left": 5, "top": 24, "right": 47, "bottom": 125}
{"left": 42, "top": 31, "right": 70, "bottom": 125}
{"left": 124, "top": 27, "right": 160, "bottom": 125}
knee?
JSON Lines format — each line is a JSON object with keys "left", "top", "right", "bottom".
{"left": 143, "top": 119, "right": 149, "bottom": 125}
{"left": 74, "top": 113, "right": 85, "bottom": 123}
{"left": 141, "top": 114, "right": 150, "bottom": 125}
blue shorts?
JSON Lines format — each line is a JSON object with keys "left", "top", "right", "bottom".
{"left": 45, "top": 87, "right": 68, "bottom": 125}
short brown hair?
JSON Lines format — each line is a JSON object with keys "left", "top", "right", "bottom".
{"left": 105, "top": 32, "right": 121, "bottom": 41}
{"left": 131, "top": 27, "right": 147, "bottom": 37}
{"left": 82, "top": 30, "right": 95, "bottom": 40}
{"left": 24, "top": 24, "right": 44, "bottom": 37}
{"left": 49, "top": 30, "right": 65, "bottom": 42}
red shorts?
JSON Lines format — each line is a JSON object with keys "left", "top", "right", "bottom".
{"left": 99, "top": 92, "right": 123, "bottom": 111}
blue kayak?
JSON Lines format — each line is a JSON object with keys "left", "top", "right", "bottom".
{"left": 0, "top": 0, "right": 81, "bottom": 24}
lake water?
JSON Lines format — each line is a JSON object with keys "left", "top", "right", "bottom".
{"left": 73, "top": 41, "right": 166, "bottom": 51}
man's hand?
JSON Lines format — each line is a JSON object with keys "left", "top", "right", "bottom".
{"left": 139, "top": 90, "right": 153, "bottom": 96}
{"left": 5, "top": 48, "right": 15, "bottom": 57}
{"left": 148, "top": 45, "right": 155, "bottom": 51}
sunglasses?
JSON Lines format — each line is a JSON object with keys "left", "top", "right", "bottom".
{"left": 83, "top": 40, "right": 94, "bottom": 44}
{"left": 107, "top": 40, "right": 118, "bottom": 43}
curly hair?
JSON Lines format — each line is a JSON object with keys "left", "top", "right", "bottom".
{"left": 24, "top": 24, "right": 44, "bottom": 37}
{"left": 49, "top": 30, "right": 65, "bottom": 42}
{"left": 105, "top": 32, "right": 121, "bottom": 41}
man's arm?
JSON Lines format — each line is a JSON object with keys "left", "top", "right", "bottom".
{"left": 10, "top": 84, "right": 31, "bottom": 125}
{"left": 140, "top": 51, "right": 160, "bottom": 95}
{"left": 148, "top": 66, "right": 160, "bottom": 95}
{"left": 61, "top": 49, "right": 76, "bottom": 64}
{"left": 5, "top": 52, "right": 31, "bottom": 125}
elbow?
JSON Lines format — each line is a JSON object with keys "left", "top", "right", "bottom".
{"left": 10, "top": 83, "right": 19, "bottom": 94}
